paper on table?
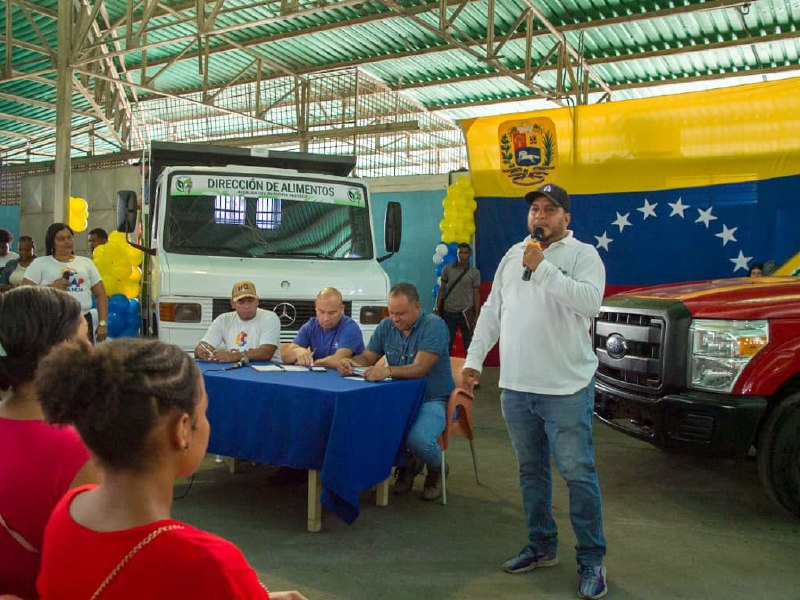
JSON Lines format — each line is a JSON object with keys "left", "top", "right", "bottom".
{"left": 251, "top": 364, "right": 312, "bottom": 373}
{"left": 344, "top": 375, "right": 392, "bottom": 382}
{"left": 251, "top": 365, "right": 284, "bottom": 372}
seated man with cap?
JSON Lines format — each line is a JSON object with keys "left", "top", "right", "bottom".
{"left": 194, "top": 280, "right": 282, "bottom": 364}
{"left": 282, "top": 287, "right": 365, "bottom": 368}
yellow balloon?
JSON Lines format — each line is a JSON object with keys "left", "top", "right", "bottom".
{"left": 103, "top": 277, "right": 122, "bottom": 297}
{"left": 94, "top": 256, "right": 112, "bottom": 274}
{"left": 125, "top": 245, "right": 144, "bottom": 266}
{"left": 111, "top": 261, "right": 130, "bottom": 280}
{"left": 121, "top": 279, "right": 140, "bottom": 299}
{"left": 439, "top": 219, "right": 448, "bottom": 233}
{"left": 108, "top": 231, "right": 127, "bottom": 246}
{"left": 441, "top": 231, "right": 455, "bottom": 244}
{"left": 130, "top": 266, "right": 142, "bottom": 282}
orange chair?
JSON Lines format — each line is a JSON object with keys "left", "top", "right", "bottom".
{"left": 438, "top": 357, "right": 480, "bottom": 505}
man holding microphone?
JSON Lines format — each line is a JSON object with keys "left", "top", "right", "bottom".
{"left": 462, "top": 183, "right": 609, "bottom": 599}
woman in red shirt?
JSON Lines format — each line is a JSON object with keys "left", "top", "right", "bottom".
{"left": 34, "top": 338, "right": 305, "bottom": 600}
{"left": 0, "top": 287, "right": 101, "bottom": 600}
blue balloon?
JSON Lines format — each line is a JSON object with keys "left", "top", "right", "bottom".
{"left": 443, "top": 254, "right": 456, "bottom": 265}
{"left": 121, "top": 326, "right": 140, "bottom": 338}
{"left": 107, "top": 311, "right": 125, "bottom": 337}
{"left": 127, "top": 297, "right": 141, "bottom": 315}
{"left": 431, "top": 283, "right": 440, "bottom": 298}
{"left": 108, "top": 294, "right": 130, "bottom": 314}
{"left": 125, "top": 312, "right": 140, "bottom": 330}
{"left": 435, "top": 263, "right": 445, "bottom": 277}
{"left": 447, "top": 242, "right": 459, "bottom": 254}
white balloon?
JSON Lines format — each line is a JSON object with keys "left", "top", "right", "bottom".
{"left": 432, "top": 253, "right": 443, "bottom": 265}
{"left": 435, "top": 243, "right": 448, "bottom": 256}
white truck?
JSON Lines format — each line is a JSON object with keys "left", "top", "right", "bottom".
{"left": 117, "top": 142, "right": 401, "bottom": 351}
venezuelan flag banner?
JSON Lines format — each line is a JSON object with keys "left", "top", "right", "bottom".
{"left": 461, "top": 78, "right": 800, "bottom": 295}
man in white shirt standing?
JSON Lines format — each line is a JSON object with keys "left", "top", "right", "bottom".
{"left": 462, "top": 183, "right": 608, "bottom": 600}
{"left": 194, "top": 280, "right": 282, "bottom": 364}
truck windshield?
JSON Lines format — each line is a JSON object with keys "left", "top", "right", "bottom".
{"left": 162, "top": 172, "right": 373, "bottom": 259}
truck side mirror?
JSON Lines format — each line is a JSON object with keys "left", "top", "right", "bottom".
{"left": 116, "top": 190, "right": 138, "bottom": 233}
{"left": 384, "top": 201, "right": 402, "bottom": 253}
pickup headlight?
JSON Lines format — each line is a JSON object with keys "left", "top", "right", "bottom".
{"left": 689, "top": 319, "right": 768, "bottom": 392}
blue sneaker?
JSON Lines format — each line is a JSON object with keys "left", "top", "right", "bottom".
{"left": 577, "top": 564, "right": 607, "bottom": 599}
{"left": 502, "top": 545, "right": 559, "bottom": 574}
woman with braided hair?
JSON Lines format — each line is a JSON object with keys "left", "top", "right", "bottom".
{"left": 34, "top": 338, "right": 305, "bottom": 600}
{"left": 0, "top": 286, "right": 101, "bottom": 600}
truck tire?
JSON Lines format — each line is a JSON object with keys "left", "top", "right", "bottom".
{"left": 757, "top": 394, "right": 800, "bottom": 518}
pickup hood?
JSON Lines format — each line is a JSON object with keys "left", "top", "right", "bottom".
{"left": 606, "top": 277, "right": 800, "bottom": 319}
{"left": 158, "top": 253, "right": 390, "bottom": 301}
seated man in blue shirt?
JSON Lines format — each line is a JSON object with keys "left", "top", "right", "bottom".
{"left": 283, "top": 287, "right": 365, "bottom": 368}
{"left": 338, "top": 282, "right": 454, "bottom": 501}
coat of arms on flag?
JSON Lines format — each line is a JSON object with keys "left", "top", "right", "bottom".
{"left": 499, "top": 118, "right": 557, "bottom": 187}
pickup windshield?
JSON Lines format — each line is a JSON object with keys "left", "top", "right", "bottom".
{"left": 162, "top": 172, "right": 373, "bottom": 259}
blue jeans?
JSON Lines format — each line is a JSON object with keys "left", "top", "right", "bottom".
{"left": 501, "top": 381, "right": 606, "bottom": 566}
{"left": 406, "top": 399, "right": 446, "bottom": 471}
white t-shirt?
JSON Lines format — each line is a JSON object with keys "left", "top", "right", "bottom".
{"left": 23, "top": 255, "right": 102, "bottom": 312}
{"left": 0, "top": 252, "right": 19, "bottom": 268}
{"left": 201, "top": 308, "right": 282, "bottom": 362}
{"left": 465, "top": 231, "right": 605, "bottom": 395}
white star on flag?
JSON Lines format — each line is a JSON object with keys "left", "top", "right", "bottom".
{"left": 611, "top": 212, "right": 632, "bottom": 232}
{"left": 715, "top": 224, "right": 738, "bottom": 247}
{"left": 637, "top": 199, "right": 658, "bottom": 220}
{"left": 730, "top": 250, "right": 752, "bottom": 273}
{"left": 695, "top": 207, "right": 718, "bottom": 228}
{"left": 668, "top": 197, "right": 690, "bottom": 218}
{"left": 594, "top": 231, "right": 614, "bottom": 252}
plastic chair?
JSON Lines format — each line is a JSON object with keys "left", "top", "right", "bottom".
{"left": 438, "top": 357, "right": 480, "bottom": 505}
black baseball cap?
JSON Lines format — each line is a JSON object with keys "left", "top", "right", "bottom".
{"left": 525, "top": 183, "right": 570, "bottom": 213}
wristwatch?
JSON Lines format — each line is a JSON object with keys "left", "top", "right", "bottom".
{"left": 98, "top": 320, "right": 108, "bottom": 327}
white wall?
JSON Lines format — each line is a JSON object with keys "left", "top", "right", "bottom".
{"left": 20, "top": 165, "right": 139, "bottom": 256}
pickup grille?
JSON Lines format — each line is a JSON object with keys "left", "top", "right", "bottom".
{"left": 212, "top": 298, "right": 352, "bottom": 342}
{"left": 594, "top": 310, "right": 666, "bottom": 390}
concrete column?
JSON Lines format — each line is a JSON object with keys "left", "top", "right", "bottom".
{"left": 53, "top": 0, "right": 73, "bottom": 223}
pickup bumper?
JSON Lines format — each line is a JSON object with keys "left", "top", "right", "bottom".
{"left": 593, "top": 379, "right": 767, "bottom": 457}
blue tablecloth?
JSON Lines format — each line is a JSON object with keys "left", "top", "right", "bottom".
{"left": 199, "top": 362, "right": 426, "bottom": 524}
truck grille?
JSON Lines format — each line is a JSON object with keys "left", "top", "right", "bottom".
{"left": 212, "top": 298, "right": 352, "bottom": 342}
{"left": 594, "top": 310, "right": 666, "bottom": 391}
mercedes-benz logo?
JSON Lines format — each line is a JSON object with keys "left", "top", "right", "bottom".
{"left": 605, "top": 333, "right": 628, "bottom": 360}
{"left": 273, "top": 302, "right": 297, "bottom": 326}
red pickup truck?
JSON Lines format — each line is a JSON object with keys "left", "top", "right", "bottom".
{"left": 593, "top": 252, "right": 800, "bottom": 518}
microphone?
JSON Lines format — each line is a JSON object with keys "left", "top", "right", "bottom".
{"left": 224, "top": 354, "right": 250, "bottom": 370}
{"left": 522, "top": 227, "right": 544, "bottom": 281}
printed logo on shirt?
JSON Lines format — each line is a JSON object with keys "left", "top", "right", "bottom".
{"left": 235, "top": 331, "right": 248, "bottom": 348}
{"left": 62, "top": 268, "right": 85, "bottom": 292}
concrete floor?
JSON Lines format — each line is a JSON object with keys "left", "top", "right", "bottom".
{"left": 173, "top": 368, "right": 800, "bottom": 600}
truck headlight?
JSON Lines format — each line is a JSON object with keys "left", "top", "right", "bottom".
{"left": 689, "top": 319, "right": 768, "bottom": 392}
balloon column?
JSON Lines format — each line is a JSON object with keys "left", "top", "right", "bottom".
{"left": 93, "top": 231, "right": 143, "bottom": 338}
{"left": 68, "top": 197, "right": 89, "bottom": 232}
{"left": 431, "top": 177, "right": 477, "bottom": 301}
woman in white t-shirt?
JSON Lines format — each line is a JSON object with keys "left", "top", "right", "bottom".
{"left": 22, "top": 223, "right": 109, "bottom": 342}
